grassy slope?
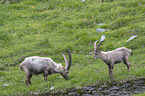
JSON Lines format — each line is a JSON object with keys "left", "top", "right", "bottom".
{"left": 0, "top": 0, "right": 145, "bottom": 95}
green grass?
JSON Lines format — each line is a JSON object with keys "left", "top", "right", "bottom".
{"left": 134, "top": 92, "right": 145, "bottom": 96}
{"left": 0, "top": 0, "right": 145, "bottom": 95}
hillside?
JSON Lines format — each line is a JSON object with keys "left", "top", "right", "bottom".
{"left": 0, "top": 0, "right": 145, "bottom": 95}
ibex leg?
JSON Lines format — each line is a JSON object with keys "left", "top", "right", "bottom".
{"left": 25, "top": 72, "right": 32, "bottom": 85}
{"left": 123, "top": 57, "right": 131, "bottom": 71}
{"left": 108, "top": 64, "right": 114, "bottom": 78}
{"left": 23, "top": 67, "right": 32, "bottom": 85}
{"left": 44, "top": 70, "right": 48, "bottom": 81}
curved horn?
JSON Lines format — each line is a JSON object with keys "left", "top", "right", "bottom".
{"left": 60, "top": 52, "right": 68, "bottom": 68}
{"left": 66, "top": 49, "right": 72, "bottom": 71}
{"left": 96, "top": 41, "right": 103, "bottom": 51}
{"left": 94, "top": 40, "right": 98, "bottom": 53}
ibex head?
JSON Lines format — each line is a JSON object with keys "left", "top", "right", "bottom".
{"left": 59, "top": 49, "right": 72, "bottom": 79}
{"left": 93, "top": 35, "right": 106, "bottom": 60}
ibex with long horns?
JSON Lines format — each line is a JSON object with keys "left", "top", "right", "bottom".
{"left": 19, "top": 49, "right": 72, "bottom": 85}
{"left": 93, "top": 37, "right": 133, "bottom": 78}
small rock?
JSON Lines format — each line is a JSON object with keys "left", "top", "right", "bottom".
{"left": 100, "top": 35, "right": 106, "bottom": 42}
{"left": 59, "top": 76, "right": 63, "bottom": 78}
{"left": 101, "top": 90, "right": 111, "bottom": 95}
{"left": 96, "top": 28, "right": 109, "bottom": 33}
{"left": 82, "top": 94, "right": 93, "bottom": 96}
{"left": 92, "top": 90, "right": 97, "bottom": 94}
{"left": 99, "top": 23, "right": 106, "bottom": 25}
{"left": 34, "top": 92, "right": 39, "bottom": 96}
{"left": 68, "top": 92, "right": 75, "bottom": 95}
{"left": 50, "top": 86, "right": 55, "bottom": 90}
{"left": 81, "top": 0, "right": 85, "bottom": 2}
{"left": 110, "top": 86, "right": 119, "bottom": 90}
{"left": 1, "top": 84, "right": 9, "bottom": 87}
{"left": 100, "top": 84, "right": 108, "bottom": 88}
{"left": 127, "top": 35, "right": 137, "bottom": 42}
{"left": 97, "top": 87, "right": 102, "bottom": 91}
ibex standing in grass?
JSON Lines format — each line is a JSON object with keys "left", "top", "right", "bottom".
{"left": 93, "top": 37, "right": 133, "bottom": 78}
{"left": 100, "top": 0, "right": 113, "bottom": 2}
{"left": 19, "top": 49, "right": 72, "bottom": 85}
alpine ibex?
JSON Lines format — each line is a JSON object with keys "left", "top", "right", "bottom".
{"left": 100, "top": 0, "right": 113, "bottom": 2}
{"left": 19, "top": 49, "right": 72, "bottom": 85}
{"left": 93, "top": 40, "right": 133, "bottom": 78}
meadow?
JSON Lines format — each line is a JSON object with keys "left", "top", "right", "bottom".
{"left": 0, "top": 0, "right": 145, "bottom": 95}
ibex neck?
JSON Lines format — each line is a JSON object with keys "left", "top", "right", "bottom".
{"left": 99, "top": 52, "right": 108, "bottom": 63}
{"left": 45, "top": 58, "right": 62, "bottom": 73}
{"left": 52, "top": 63, "right": 62, "bottom": 73}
